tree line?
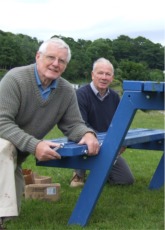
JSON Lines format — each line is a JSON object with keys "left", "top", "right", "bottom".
{"left": 0, "top": 30, "right": 164, "bottom": 82}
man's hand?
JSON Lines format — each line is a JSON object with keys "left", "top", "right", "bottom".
{"left": 78, "top": 132, "right": 100, "bottom": 156}
{"left": 35, "top": 141, "right": 61, "bottom": 161}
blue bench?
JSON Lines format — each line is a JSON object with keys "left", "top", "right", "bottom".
{"left": 37, "top": 81, "right": 164, "bottom": 227}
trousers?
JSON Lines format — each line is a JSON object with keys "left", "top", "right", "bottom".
{"left": 0, "top": 138, "right": 25, "bottom": 218}
{"left": 75, "top": 155, "right": 135, "bottom": 185}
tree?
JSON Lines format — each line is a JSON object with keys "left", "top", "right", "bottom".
{"left": 112, "top": 35, "right": 134, "bottom": 62}
{"left": 118, "top": 60, "right": 149, "bottom": 81}
{"left": 0, "top": 30, "right": 39, "bottom": 69}
{"left": 149, "top": 69, "right": 164, "bottom": 82}
{"left": 85, "top": 38, "right": 116, "bottom": 66}
{"left": 132, "top": 36, "right": 164, "bottom": 70}
{"left": 0, "top": 30, "right": 164, "bottom": 83}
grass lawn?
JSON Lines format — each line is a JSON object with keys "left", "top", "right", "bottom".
{"left": 6, "top": 110, "right": 164, "bottom": 230}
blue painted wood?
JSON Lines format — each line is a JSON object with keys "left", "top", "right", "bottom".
{"left": 37, "top": 129, "right": 164, "bottom": 175}
{"left": 123, "top": 81, "right": 165, "bottom": 92}
{"left": 143, "top": 82, "right": 164, "bottom": 92}
{"left": 37, "top": 129, "right": 165, "bottom": 159}
{"left": 149, "top": 153, "right": 164, "bottom": 190}
{"left": 68, "top": 85, "right": 164, "bottom": 226}
{"left": 37, "top": 81, "right": 164, "bottom": 227}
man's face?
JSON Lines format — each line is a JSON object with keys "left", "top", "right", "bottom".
{"left": 92, "top": 62, "right": 114, "bottom": 91}
{"left": 36, "top": 43, "right": 68, "bottom": 80}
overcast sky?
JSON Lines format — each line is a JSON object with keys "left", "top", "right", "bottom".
{"left": 1, "top": 0, "right": 164, "bottom": 45}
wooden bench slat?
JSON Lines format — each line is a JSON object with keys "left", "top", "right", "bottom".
{"left": 49, "top": 128, "right": 165, "bottom": 157}
{"left": 123, "top": 81, "right": 164, "bottom": 92}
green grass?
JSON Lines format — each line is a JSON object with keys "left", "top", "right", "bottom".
{"left": 6, "top": 110, "right": 164, "bottom": 230}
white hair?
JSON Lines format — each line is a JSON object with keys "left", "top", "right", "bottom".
{"left": 38, "top": 37, "right": 71, "bottom": 63}
{"left": 93, "top": 57, "right": 114, "bottom": 74}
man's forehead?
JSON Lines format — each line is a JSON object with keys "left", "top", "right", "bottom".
{"left": 45, "top": 45, "right": 68, "bottom": 55}
{"left": 95, "top": 63, "right": 112, "bottom": 71}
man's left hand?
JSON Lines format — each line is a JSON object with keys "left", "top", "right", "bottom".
{"left": 78, "top": 132, "right": 100, "bottom": 156}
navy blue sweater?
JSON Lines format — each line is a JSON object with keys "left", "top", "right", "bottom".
{"left": 76, "top": 84, "right": 120, "bottom": 132}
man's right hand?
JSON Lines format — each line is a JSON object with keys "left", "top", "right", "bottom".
{"left": 35, "top": 141, "right": 61, "bottom": 161}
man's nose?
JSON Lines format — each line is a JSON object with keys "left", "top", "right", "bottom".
{"left": 52, "top": 58, "right": 59, "bottom": 65}
{"left": 101, "top": 73, "right": 107, "bottom": 78}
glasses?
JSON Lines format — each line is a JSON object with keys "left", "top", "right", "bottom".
{"left": 42, "top": 54, "right": 67, "bottom": 66}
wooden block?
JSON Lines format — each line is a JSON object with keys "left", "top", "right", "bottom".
{"left": 34, "top": 175, "right": 52, "bottom": 184}
{"left": 22, "top": 169, "right": 35, "bottom": 185}
{"left": 25, "top": 183, "right": 61, "bottom": 201}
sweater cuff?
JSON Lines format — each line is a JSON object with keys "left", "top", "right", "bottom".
{"left": 84, "top": 131, "right": 97, "bottom": 137}
{"left": 27, "top": 138, "right": 41, "bottom": 154}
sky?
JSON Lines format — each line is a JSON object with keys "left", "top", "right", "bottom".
{"left": 0, "top": 0, "right": 164, "bottom": 45}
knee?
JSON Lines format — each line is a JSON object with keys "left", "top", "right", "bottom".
{"left": 120, "top": 170, "right": 135, "bottom": 185}
{"left": 0, "top": 138, "right": 17, "bottom": 163}
{"left": 108, "top": 172, "right": 135, "bottom": 185}
{"left": 125, "top": 174, "right": 135, "bottom": 185}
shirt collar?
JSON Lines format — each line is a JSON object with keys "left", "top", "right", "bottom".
{"left": 90, "top": 81, "right": 110, "bottom": 101}
{"left": 34, "top": 64, "right": 57, "bottom": 89}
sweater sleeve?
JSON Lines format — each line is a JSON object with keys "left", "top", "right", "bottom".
{"left": 57, "top": 86, "right": 95, "bottom": 142}
{"left": 0, "top": 70, "right": 41, "bottom": 153}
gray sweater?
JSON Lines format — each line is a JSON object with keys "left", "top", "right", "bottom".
{"left": 0, "top": 64, "right": 93, "bottom": 154}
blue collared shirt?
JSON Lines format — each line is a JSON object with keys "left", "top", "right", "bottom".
{"left": 34, "top": 64, "right": 57, "bottom": 100}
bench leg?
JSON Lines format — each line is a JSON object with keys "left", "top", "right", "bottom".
{"left": 149, "top": 153, "right": 164, "bottom": 190}
{"left": 68, "top": 148, "right": 115, "bottom": 226}
{"left": 68, "top": 93, "right": 137, "bottom": 226}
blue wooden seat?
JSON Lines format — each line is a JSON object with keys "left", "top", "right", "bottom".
{"left": 37, "top": 81, "right": 164, "bottom": 227}
{"left": 39, "top": 128, "right": 164, "bottom": 157}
